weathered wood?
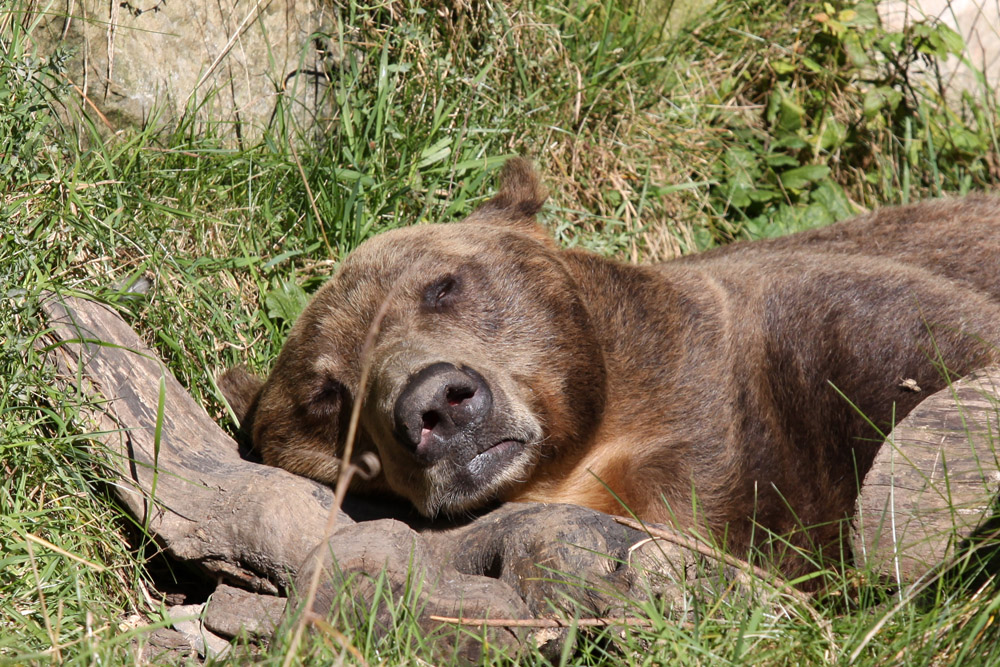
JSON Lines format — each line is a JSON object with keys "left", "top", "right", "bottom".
{"left": 854, "top": 367, "right": 1000, "bottom": 585}
{"left": 40, "top": 292, "right": 346, "bottom": 591}
{"left": 293, "top": 503, "right": 719, "bottom": 660}
{"left": 288, "top": 517, "right": 535, "bottom": 660}
{"left": 203, "top": 584, "right": 287, "bottom": 640}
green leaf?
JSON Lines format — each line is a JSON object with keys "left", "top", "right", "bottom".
{"left": 801, "top": 56, "right": 823, "bottom": 73}
{"left": 264, "top": 280, "right": 310, "bottom": 324}
{"left": 917, "top": 23, "right": 965, "bottom": 56}
{"left": 843, "top": 33, "right": 870, "bottom": 69}
{"left": 764, "top": 153, "right": 799, "bottom": 168}
{"left": 726, "top": 186, "right": 752, "bottom": 209}
{"left": 417, "top": 138, "right": 453, "bottom": 168}
{"left": 779, "top": 164, "right": 830, "bottom": 189}
{"left": 863, "top": 86, "right": 903, "bottom": 117}
{"left": 334, "top": 168, "right": 376, "bottom": 186}
{"left": 937, "top": 24, "right": 966, "bottom": 54}
{"left": 810, "top": 179, "right": 856, "bottom": 220}
{"left": 722, "top": 147, "right": 762, "bottom": 184}
{"left": 747, "top": 187, "right": 781, "bottom": 203}
{"left": 848, "top": 3, "right": 880, "bottom": 27}
{"left": 819, "top": 117, "right": 848, "bottom": 151}
{"left": 771, "top": 60, "right": 797, "bottom": 75}
{"left": 772, "top": 135, "right": 808, "bottom": 151}
{"left": 776, "top": 95, "right": 805, "bottom": 133}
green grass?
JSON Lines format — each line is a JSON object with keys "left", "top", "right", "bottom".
{"left": 3, "top": 0, "right": 1000, "bottom": 663}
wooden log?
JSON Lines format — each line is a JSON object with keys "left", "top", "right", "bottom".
{"left": 854, "top": 366, "right": 1000, "bottom": 586}
{"left": 39, "top": 292, "right": 345, "bottom": 591}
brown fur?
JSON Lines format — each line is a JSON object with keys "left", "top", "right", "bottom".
{"left": 220, "top": 158, "right": 1000, "bottom": 573}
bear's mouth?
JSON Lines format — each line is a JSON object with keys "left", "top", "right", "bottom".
{"left": 465, "top": 438, "right": 524, "bottom": 476}
{"left": 412, "top": 430, "right": 540, "bottom": 516}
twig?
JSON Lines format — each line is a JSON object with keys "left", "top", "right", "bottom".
{"left": 281, "top": 280, "right": 401, "bottom": 666}
{"left": 25, "top": 538, "right": 62, "bottom": 662}
{"left": 613, "top": 516, "right": 813, "bottom": 606}
{"left": 429, "top": 614, "right": 662, "bottom": 629}
{"left": 62, "top": 74, "right": 115, "bottom": 132}
{"left": 105, "top": 0, "right": 120, "bottom": 102}
{"left": 287, "top": 128, "right": 333, "bottom": 257}
{"left": 190, "top": 0, "right": 271, "bottom": 97}
{"left": 141, "top": 146, "right": 204, "bottom": 159}
{"left": 305, "top": 612, "right": 370, "bottom": 666}
{"left": 25, "top": 533, "right": 106, "bottom": 572}
{"left": 279, "top": 456, "right": 375, "bottom": 667}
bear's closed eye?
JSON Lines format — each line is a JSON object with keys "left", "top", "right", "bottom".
{"left": 422, "top": 275, "right": 460, "bottom": 311}
{"left": 308, "top": 376, "right": 346, "bottom": 418}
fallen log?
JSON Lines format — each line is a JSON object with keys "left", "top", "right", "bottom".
{"left": 40, "top": 291, "right": 344, "bottom": 593}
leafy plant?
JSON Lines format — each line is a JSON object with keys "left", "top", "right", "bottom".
{"left": 685, "top": 0, "right": 997, "bottom": 245}
{"left": 0, "top": 20, "right": 71, "bottom": 185}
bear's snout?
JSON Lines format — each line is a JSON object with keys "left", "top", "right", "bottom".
{"left": 392, "top": 362, "right": 493, "bottom": 463}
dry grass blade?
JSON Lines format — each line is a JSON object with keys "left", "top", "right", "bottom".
{"left": 287, "top": 132, "right": 333, "bottom": 257}
{"left": 281, "top": 273, "right": 410, "bottom": 664}
{"left": 24, "top": 533, "right": 107, "bottom": 572}
{"left": 306, "top": 611, "right": 370, "bottom": 666}
{"left": 25, "top": 538, "right": 62, "bottom": 662}
{"left": 279, "top": 451, "right": 380, "bottom": 667}
{"left": 613, "top": 516, "right": 813, "bottom": 605}
{"left": 190, "top": 0, "right": 271, "bottom": 96}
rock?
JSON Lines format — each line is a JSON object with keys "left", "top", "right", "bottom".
{"left": 137, "top": 627, "right": 199, "bottom": 665}
{"left": 29, "top": 1, "right": 339, "bottom": 140}
{"left": 879, "top": 1, "right": 1000, "bottom": 97}
{"left": 164, "top": 604, "right": 232, "bottom": 660}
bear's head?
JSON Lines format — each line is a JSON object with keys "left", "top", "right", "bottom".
{"left": 222, "top": 159, "right": 607, "bottom": 516}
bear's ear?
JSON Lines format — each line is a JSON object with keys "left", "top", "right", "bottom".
{"left": 217, "top": 365, "right": 263, "bottom": 432}
{"left": 465, "top": 157, "right": 550, "bottom": 239}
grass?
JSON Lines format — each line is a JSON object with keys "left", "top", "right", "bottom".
{"left": 3, "top": 0, "right": 1000, "bottom": 663}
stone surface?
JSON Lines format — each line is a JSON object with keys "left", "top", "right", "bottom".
{"left": 137, "top": 628, "right": 199, "bottom": 665}
{"left": 31, "top": 0, "right": 339, "bottom": 139}
{"left": 879, "top": 1, "right": 1000, "bottom": 96}
{"left": 165, "top": 604, "right": 232, "bottom": 660}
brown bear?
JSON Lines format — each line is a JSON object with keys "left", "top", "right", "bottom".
{"left": 221, "top": 158, "right": 1000, "bottom": 573}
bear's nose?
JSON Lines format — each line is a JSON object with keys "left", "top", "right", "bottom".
{"left": 393, "top": 362, "right": 492, "bottom": 462}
